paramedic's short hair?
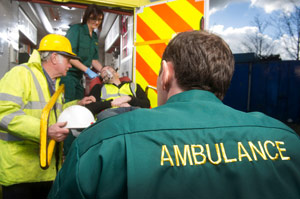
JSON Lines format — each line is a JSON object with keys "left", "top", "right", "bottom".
{"left": 161, "top": 30, "right": 235, "bottom": 100}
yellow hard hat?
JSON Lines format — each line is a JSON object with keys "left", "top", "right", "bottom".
{"left": 38, "top": 34, "right": 79, "bottom": 59}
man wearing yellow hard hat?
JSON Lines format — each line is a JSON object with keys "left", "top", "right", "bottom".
{"left": 0, "top": 34, "right": 95, "bottom": 199}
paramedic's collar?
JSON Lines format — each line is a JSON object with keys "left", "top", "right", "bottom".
{"left": 83, "top": 23, "right": 93, "bottom": 37}
{"left": 166, "top": 90, "right": 221, "bottom": 104}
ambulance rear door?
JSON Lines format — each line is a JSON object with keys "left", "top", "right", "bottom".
{"left": 134, "top": 0, "right": 208, "bottom": 107}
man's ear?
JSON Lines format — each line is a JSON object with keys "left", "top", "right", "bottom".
{"left": 161, "top": 60, "right": 174, "bottom": 91}
{"left": 50, "top": 53, "right": 57, "bottom": 65}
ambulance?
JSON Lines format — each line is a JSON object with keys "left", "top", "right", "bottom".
{"left": 1, "top": 0, "right": 208, "bottom": 107}
{"left": 0, "top": 0, "right": 208, "bottom": 168}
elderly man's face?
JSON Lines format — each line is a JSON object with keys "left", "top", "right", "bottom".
{"left": 56, "top": 53, "right": 72, "bottom": 77}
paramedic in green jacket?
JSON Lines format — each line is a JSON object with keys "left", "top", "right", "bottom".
{"left": 0, "top": 34, "right": 95, "bottom": 199}
{"left": 49, "top": 31, "right": 300, "bottom": 199}
{"left": 61, "top": 4, "right": 104, "bottom": 103}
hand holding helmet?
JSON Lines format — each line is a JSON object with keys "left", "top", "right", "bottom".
{"left": 57, "top": 105, "right": 95, "bottom": 137}
{"left": 47, "top": 122, "right": 70, "bottom": 142}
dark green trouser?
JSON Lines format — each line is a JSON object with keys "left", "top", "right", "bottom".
{"left": 60, "top": 70, "right": 84, "bottom": 103}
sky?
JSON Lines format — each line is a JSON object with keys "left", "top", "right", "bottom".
{"left": 208, "top": 0, "right": 300, "bottom": 60}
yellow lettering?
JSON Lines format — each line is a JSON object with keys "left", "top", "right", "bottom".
{"left": 161, "top": 145, "right": 174, "bottom": 166}
{"left": 173, "top": 145, "right": 193, "bottom": 166}
{"left": 275, "top": 141, "right": 290, "bottom": 160}
{"left": 220, "top": 143, "right": 237, "bottom": 163}
{"left": 191, "top": 144, "right": 206, "bottom": 165}
{"left": 248, "top": 141, "right": 267, "bottom": 161}
{"left": 238, "top": 142, "right": 253, "bottom": 161}
{"left": 264, "top": 140, "right": 279, "bottom": 160}
{"left": 206, "top": 144, "right": 222, "bottom": 165}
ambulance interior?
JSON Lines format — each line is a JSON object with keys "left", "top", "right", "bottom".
{"left": 7, "top": 1, "right": 147, "bottom": 170}
{"left": 14, "top": 1, "right": 138, "bottom": 94}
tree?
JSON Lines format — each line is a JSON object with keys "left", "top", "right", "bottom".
{"left": 275, "top": 3, "right": 300, "bottom": 60}
{"left": 241, "top": 15, "right": 274, "bottom": 58}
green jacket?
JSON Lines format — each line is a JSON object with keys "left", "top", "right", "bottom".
{"left": 61, "top": 23, "right": 100, "bottom": 102}
{"left": 0, "top": 50, "right": 63, "bottom": 186}
{"left": 66, "top": 23, "right": 99, "bottom": 73}
{"left": 49, "top": 90, "right": 300, "bottom": 199}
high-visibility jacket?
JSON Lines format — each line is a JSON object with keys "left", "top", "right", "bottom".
{"left": 100, "top": 82, "right": 136, "bottom": 102}
{"left": 0, "top": 50, "right": 63, "bottom": 186}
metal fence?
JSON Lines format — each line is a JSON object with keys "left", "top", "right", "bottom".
{"left": 223, "top": 54, "right": 300, "bottom": 124}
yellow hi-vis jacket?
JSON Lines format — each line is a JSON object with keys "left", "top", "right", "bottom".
{"left": 0, "top": 50, "right": 63, "bottom": 186}
{"left": 100, "top": 82, "right": 136, "bottom": 102}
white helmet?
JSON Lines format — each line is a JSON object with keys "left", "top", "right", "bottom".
{"left": 57, "top": 105, "right": 95, "bottom": 129}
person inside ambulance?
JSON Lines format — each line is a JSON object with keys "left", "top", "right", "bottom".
{"left": 85, "top": 65, "right": 151, "bottom": 120}
{"left": 60, "top": 4, "right": 104, "bottom": 103}
{"left": 48, "top": 30, "right": 300, "bottom": 199}
{"left": 0, "top": 34, "right": 95, "bottom": 199}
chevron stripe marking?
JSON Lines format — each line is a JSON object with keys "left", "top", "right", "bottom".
{"left": 136, "top": 70, "right": 157, "bottom": 108}
{"left": 168, "top": 0, "right": 203, "bottom": 30}
{"left": 138, "top": 6, "right": 174, "bottom": 40}
{"left": 136, "top": 70, "right": 150, "bottom": 90}
{"left": 136, "top": 34, "right": 163, "bottom": 75}
{"left": 151, "top": 3, "right": 193, "bottom": 32}
{"left": 137, "top": 16, "right": 167, "bottom": 57}
{"left": 137, "top": 15, "right": 158, "bottom": 42}
{"left": 136, "top": 53, "right": 158, "bottom": 87}
{"left": 187, "top": 0, "right": 205, "bottom": 14}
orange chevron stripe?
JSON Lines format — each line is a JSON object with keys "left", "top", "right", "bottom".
{"left": 187, "top": 0, "right": 204, "bottom": 14}
{"left": 136, "top": 53, "right": 158, "bottom": 87}
{"left": 151, "top": 3, "right": 193, "bottom": 32}
{"left": 137, "top": 16, "right": 167, "bottom": 57}
{"left": 136, "top": 0, "right": 206, "bottom": 108}
{"left": 137, "top": 15, "right": 158, "bottom": 41}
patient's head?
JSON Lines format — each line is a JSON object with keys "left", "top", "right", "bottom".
{"left": 100, "top": 66, "right": 119, "bottom": 83}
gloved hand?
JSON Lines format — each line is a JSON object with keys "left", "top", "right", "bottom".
{"left": 85, "top": 68, "right": 98, "bottom": 79}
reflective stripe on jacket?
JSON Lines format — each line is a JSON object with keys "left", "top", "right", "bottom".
{"left": 100, "top": 82, "right": 136, "bottom": 102}
{"left": 0, "top": 50, "right": 63, "bottom": 186}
